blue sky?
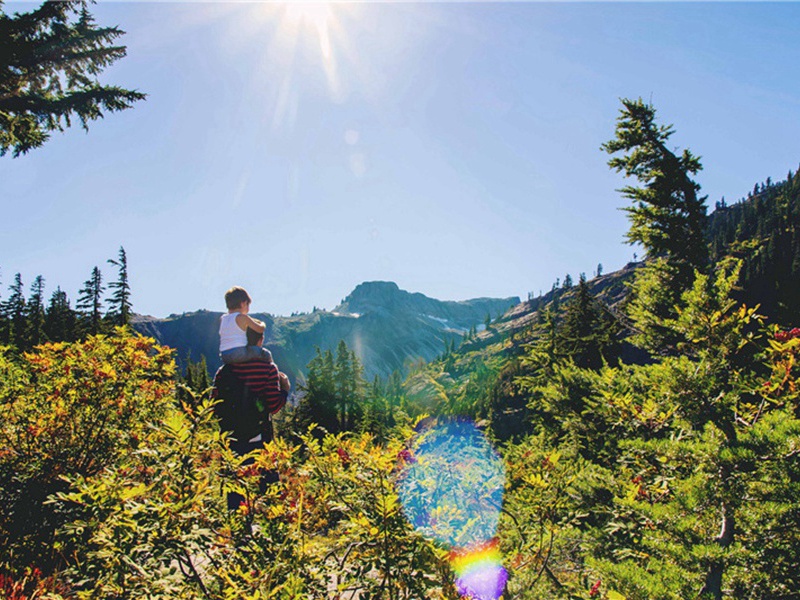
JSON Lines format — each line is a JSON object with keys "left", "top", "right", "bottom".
{"left": 2, "top": 1, "right": 799, "bottom": 318}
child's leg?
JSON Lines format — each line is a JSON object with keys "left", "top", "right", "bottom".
{"left": 221, "top": 346, "right": 272, "bottom": 364}
{"left": 221, "top": 347, "right": 250, "bottom": 364}
{"left": 249, "top": 346, "right": 273, "bottom": 363}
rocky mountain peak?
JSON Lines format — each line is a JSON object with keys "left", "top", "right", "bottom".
{"left": 340, "top": 281, "right": 404, "bottom": 313}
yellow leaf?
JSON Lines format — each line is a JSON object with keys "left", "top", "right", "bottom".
{"left": 607, "top": 591, "right": 627, "bottom": 600}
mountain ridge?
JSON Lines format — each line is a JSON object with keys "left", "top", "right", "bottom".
{"left": 132, "top": 281, "right": 519, "bottom": 382}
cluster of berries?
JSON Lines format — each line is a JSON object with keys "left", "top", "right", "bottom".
{"left": 397, "top": 448, "right": 416, "bottom": 464}
{"left": 775, "top": 327, "right": 800, "bottom": 342}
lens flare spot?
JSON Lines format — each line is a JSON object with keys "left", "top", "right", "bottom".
{"left": 396, "top": 419, "right": 506, "bottom": 549}
{"left": 451, "top": 540, "right": 509, "bottom": 600}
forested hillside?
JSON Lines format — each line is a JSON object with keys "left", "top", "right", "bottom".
{"left": 707, "top": 169, "right": 800, "bottom": 324}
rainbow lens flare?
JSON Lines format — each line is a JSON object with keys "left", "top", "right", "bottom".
{"left": 451, "top": 540, "right": 509, "bottom": 600}
{"left": 396, "top": 419, "right": 507, "bottom": 599}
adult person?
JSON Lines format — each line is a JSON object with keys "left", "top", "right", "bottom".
{"left": 211, "top": 327, "right": 290, "bottom": 509}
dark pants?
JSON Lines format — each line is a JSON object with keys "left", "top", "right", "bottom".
{"left": 227, "top": 425, "right": 279, "bottom": 511}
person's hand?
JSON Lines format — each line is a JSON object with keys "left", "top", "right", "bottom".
{"left": 279, "top": 372, "right": 291, "bottom": 392}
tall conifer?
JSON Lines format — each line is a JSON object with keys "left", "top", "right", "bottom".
{"left": 26, "top": 275, "right": 47, "bottom": 348}
{"left": 107, "top": 246, "right": 131, "bottom": 325}
{"left": 45, "top": 286, "right": 76, "bottom": 342}
{"left": 603, "top": 98, "right": 708, "bottom": 272}
{"left": 2, "top": 273, "right": 26, "bottom": 348}
{"left": 77, "top": 266, "right": 104, "bottom": 335}
{"left": 603, "top": 99, "right": 709, "bottom": 353}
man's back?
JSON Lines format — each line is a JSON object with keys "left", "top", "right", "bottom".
{"left": 212, "top": 361, "right": 287, "bottom": 441}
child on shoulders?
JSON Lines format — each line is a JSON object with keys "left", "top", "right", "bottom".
{"left": 219, "top": 286, "right": 273, "bottom": 364}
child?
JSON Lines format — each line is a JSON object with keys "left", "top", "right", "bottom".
{"left": 219, "top": 286, "right": 273, "bottom": 364}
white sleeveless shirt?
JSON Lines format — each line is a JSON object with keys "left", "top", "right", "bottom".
{"left": 219, "top": 312, "right": 247, "bottom": 352}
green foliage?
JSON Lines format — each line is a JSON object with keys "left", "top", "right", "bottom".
{"left": 44, "top": 286, "right": 78, "bottom": 343}
{"left": 501, "top": 436, "right": 617, "bottom": 598}
{"left": 505, "top": 254, "right": 800, "bottom": 599}
{"left": 177, "top": 353, "right": 211, "bottom": 406}
{"left": 625, "top": 257, "right": 685, "bottom": 354}
{"left": 0, "top": 330, "right": 176, "bottom": 573}
{"left": 0, "top": 0, "right": 146, "bottom": 156}
{"left": 559, "top": 273, "right": 621, "bottom": 369}
{"left": 25, "top": 275, "right": 47, "bottom": 348}
{"left": 0, "top": 333, "right": 461, "bottom": 599}
{"left": 290, "top": 340, "right": 403, "bottom": 439}
{"left": 2, "top": 249, "right": 130, "bottom": 351}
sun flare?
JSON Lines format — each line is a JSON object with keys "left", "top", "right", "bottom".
{"left": 283, "top": 2, "right": 335, "bottom": 60}
{"left": 284, "top": 2, "right": 333, "bottom": 31}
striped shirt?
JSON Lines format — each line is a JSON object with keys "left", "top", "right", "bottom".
{"left": 212, "top": 361, "right": 288, "bottom": 416}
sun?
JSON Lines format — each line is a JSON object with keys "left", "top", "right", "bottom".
{"left": 211, "top": 1, "right": 362, "bottom": 127}
{"left": 284, "top": 2, "right": 333, "bottom": 31}
{"left": 283, "top": 2, "right": 336, "bottom": 60}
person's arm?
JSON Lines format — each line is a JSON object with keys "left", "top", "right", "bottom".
{"left": 236, "top": 313, "right": 266, "bottom": 334}
{"left": 264, "top": 362, "right": 289, "bottom": 414}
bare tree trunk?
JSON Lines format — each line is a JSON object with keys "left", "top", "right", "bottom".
{"left": 698, "top": 503, "right": 735, "bottom": 600}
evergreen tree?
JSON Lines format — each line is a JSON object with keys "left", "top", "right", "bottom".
{"left": 106, "top": 246, "right": 131, "bottom": 325}
{"left": 559, "top": 273, "right": 620, "bottom": 369}
{"left": 563, "top": 273, "right": 573, "bottom": 289}
{"left": 359, "top": 375, "right": 395, "bottom": 442}
{"left": 603, "top": 98, "right": 709, "bottom": 353}
{"left": 178, "top": 354, "right": 210, "bottom": 406}
{"left": 76, "top": 266, "right": 104, "bottom": 335}
{"left": 334, "top": 340, "right": 355, "bottom": 429}
{"left": 44, "top": 286, "right": 76, "bottom": 342}
{"left": 602, "top": 98, "right": 708, "bottom": 273}
{"left": 0, "top": 1, "right": 146, "bottom": 157}
{"left": 334, "top": 341, "right": 365, "bottom": 431}
{"left": 0, "top": 268, "right": 4, "bottom": 344}
{"left": 293, "top": 347, "right": 338, "bottom": 435}
{"left": 25, "top": 274, "right": 47, "bottom": 348}
{"left": 2, "top": 273, "right": 26, "bottom": 348}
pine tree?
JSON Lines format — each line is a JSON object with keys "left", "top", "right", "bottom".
{"left": 25, "top": 275, "right": 47, "bottom": 348}
{"left": 179, "top": 354, "right": 211, "bottom": 405}
{"left": 603, "top": 99, "right": 709, "bottom": 353}
{"left": 602, "top": 98, "right": 708, "bottom": 273}
{"left": 559, "top": 274, "right": 620, "bottom": 369}
{"left": 334, "top": 341, "right": 365, "bottom": 431}
{"left": 2, "top": 273, "right": 26, "bottom": 348}
{"left": 293, "top": 347, "right": 339, "bottom": 435}
{"left": 44, "top": 286, "right": 76, "bottom": 342}
{"left": 76, "top": 266, "right": 104, "bottom": 335}
{"left": 106, "top": 246, "right": 131, "bottom": 326}
{"left": 0, "top": 1, "right": 146, "bottom": 157}
{"left": 0, "top": 268, "right": 4, "bottom": 344}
